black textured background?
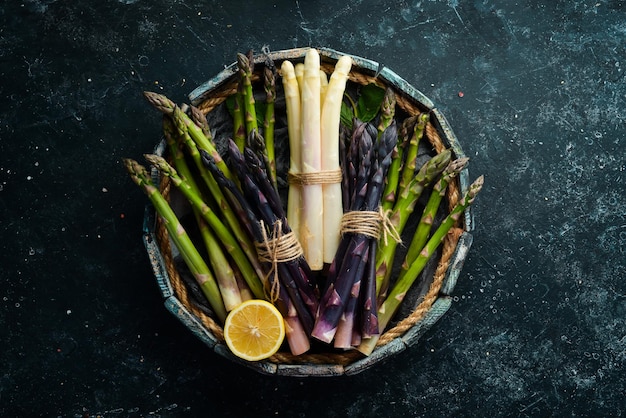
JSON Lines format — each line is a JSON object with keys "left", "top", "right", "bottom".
{"left": 1, "top": 1, "right": 624, "bottom": 416}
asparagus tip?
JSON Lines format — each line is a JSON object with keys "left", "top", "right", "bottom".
{"left": 123, "top": 157, "right": 149, "bottom": 186}
{"left": 467, "top": 175, "right": 485, "bottom": 203}
{"left": 143, "top": 91, "right": 175, "bottom": 114}
{"left": 237, "top": 52, "right": 250, "bottom": 73}
{"left": 447, "top": 157, "right": 470, "bottom": 175}
{"left": 143, "top": 153, "right": 166, "bottom": 169}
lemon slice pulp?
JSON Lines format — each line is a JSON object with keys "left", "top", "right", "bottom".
{"left": 224, "top": 299, "right": 286, "bottom": 361}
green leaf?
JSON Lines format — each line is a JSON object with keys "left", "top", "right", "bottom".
{"left": 355, "top": 83, "right": 386, "bottom": 123}
{"left": 340, "top": 100, "right": 354, "bottom": 131}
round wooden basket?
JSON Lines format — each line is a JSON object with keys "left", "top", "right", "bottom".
{"left": 143, "top": 47, "right": 475, "bottom": 377}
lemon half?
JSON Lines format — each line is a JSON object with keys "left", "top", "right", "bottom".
{"left": 224, "top": 299, "right": 286, "bottom": 361}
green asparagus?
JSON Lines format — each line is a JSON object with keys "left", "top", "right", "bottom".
{"left": 237, "top": 52, "right": 258, "bottom": 137}
{"left": 398, "top": 112, "right": 429, "bottom": 193}
{"left": 263, "top": 62, "right": 277, "bottom": 188}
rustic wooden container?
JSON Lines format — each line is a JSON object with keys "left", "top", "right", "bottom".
{"left": 143, "top": 47, "right": 474, "bottom": 377}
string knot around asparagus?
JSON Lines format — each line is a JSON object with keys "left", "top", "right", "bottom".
{"left": 126, "top": 48, "right": 484, "bottom": 357}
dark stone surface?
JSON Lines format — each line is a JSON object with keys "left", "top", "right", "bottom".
{"left": 1, "top": 1, "right": 624, "bottom": 416}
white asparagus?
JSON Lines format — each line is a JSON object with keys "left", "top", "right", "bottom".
{"left": 319, "top": 69, "right": 329, "bottom": 113}
{"left": 300, "top": 48, "right": 324, "bottom": 270}
{"left": 281, "top": 60, "right": 303, "bottom": 242}
{"left": 295, "top": 63, "right": 304, "bottom": 98}
{"left": 320, "top": 54, "right": 352, "bottom": 263}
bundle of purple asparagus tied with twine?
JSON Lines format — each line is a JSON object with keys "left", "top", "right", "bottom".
{"left": 123, "top": 47, "right": 484, "bottom": 363}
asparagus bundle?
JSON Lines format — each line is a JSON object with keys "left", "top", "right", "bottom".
{"left": 200, "top": 147, "right": 313, "bottom": 355}
{"left": 375, "top": 149, "right": 452, "bottom": 302}
{"left": 283, "top": 50, "right": 353, "bottom": 270}
{"left": 311, "top": 119, "right": 397, "bottom": 346}
{"left": 229, "top": 142, "right": 319, "bottom": 322}
{"left": 124, "top": 158, "right": 228, "bottom": 323}
{"left": 397, "top": 157, "right": 469, "bottom": 282}
{"left": 143, "top": 153, "right": 265, "bottom": 301}
{"left": 358, "top": 175, "right": 485, "bottom": 355}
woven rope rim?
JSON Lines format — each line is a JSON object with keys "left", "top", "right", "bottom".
{"left": 156, "top": 58, "right": 464, "bottom": 366}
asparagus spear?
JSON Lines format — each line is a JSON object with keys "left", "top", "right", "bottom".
{"left": 333, "top": 243, "right": 368, "bottom": 349}
{"left": 357, "top": 123, "right": 397, "bottom": 339}
{"left": 375, "top": 149, "right": 451, "bottom": 300}
{"left": 377, "top": 87, "right": 396, "bottom": 138}
{"left": 263, "top": 61, "right": 278, "bottom": 189}
{"left": 274, "top": 282, "right": 311, "bottom": 355}
{"left": 237, "top": 52, "right": 258, "bottom": 137}
{"left": 320, "top": 54, "right": 352, "bottom": 264}
{"left": 194, "top": 214, "right": 243, "bottom": 311}
{"left": 313, "top": 235, "right": 369, "bottom": 343}
{"left": 300, "top": 48, "right": 324, "bottom": 270}
{"left": 232, "top": 264, "right": 254, "bottom": 302}
{"left": 239, "top": 143, "right": 318, "bottom": 299}
{"left": 162, "top": 116, "right": 198, "bottom": 190}
{"left": 172, "top": 124, "right": 269, "bottom": 295}
{"left": 295, "top": 62, "right": 304, "bottom": 96}
{"left": 281, "top": 60, "right": 303, "bottom": 242}
{"left": 332, "top": 131, "right": 395, "bottom": 347}
{"left": 143, "top": 91, "right": 234, "bottom": 181}
{"left": 339, "top": 124, "right": 351, "bottom": 213}
{"left": 200, "top": 150, "right": 263, "bottom": 253}
{"left": 244, "top": 146, "right": 284, "bottom": 220}
{"left": 123, "top": 158, "right": 227, "bottom": 323}
{"left": 144, "top": 154, "right": 266, "bottom": 301}
{"left": 310, "top": 129, "right": 373, "bottom": 343}
{"left": 358, "top": 175, "right": 484, "bottom": 356}
{"left": 189, "top": 104, "right": 212, "bottom": 142}
{"left": 248, "top": 129, "right": 277, "bottom": 193}
{"left": 345, "top": 119, "right": 366, "bottom": 206}
{"left": 163, "top": 116, "right": 244, "bottom": 307}
{"left": 389, "top": 149, "right": 452, "bottom": 234}
{"left": 350, "top": 123, "right": 375, "bottom": 211}
{"left": 361, "top": 240, "right": 379, "bottom": 338}
{"left": 232, "top": 84, "right": 246, "bottom": 152}
{"left": 380, "top": 115, "right": 416, "bottom": 212}
{"left": 398, "top": 112, "right": 429, "bottom": 194}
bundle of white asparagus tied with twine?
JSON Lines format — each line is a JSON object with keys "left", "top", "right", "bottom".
{"left": 124, "top": 47, "right": 484, "bottom": 363}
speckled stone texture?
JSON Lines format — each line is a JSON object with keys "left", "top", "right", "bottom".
{"left": 1, "top": 1, "right": 624, "bottom": 416}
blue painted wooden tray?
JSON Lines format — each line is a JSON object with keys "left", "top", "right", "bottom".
{"left": 143, "top": 47, "right": 474, "bottom": 377}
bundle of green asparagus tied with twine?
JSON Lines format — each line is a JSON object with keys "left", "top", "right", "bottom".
{"left": 124, "top": 47, "right": 484, "bottom": 361}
